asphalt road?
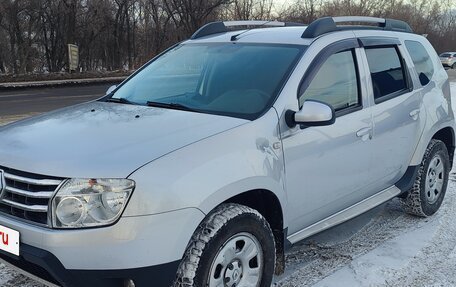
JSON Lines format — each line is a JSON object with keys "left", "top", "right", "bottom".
{"left": 0, "top": 84, "right": 113, "bottom": 117}
{"left": 447, "top": 67, "right": 456, "bottom": 81}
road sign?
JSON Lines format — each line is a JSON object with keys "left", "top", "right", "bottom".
{"left": 68, "top": 44, "right": 79, "bottom": 71}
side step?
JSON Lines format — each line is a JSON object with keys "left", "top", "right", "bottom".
{"left": 287, "top": 185, "right": 401, "bottom": 244}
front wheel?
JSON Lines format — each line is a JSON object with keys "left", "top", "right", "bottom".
{"left": 174, "top": 203, "right": 275, "bottom": 287}
{"left": 402, "top": 139, "right": 450, "bottom": 217}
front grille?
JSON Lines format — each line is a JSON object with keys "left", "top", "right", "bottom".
{"left": 0, "top": 167, "right": 64, "bottom": 226}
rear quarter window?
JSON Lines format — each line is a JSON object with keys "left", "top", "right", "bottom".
{"left": 405, "top": 41, "right": 434, "bottom": 86}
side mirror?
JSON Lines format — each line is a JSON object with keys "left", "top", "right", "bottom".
{"left": 285, "top": 100, "right": 335, "bottom": 128}
{"left": 106, "top": 85, "right": 117, "bottom": 95}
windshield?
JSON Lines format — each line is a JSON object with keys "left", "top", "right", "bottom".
{"left": 109, "top": 43, "right": 303, "bottom": 120}
{"left": 440, "top": 53, "right": 452, "bottom": 57}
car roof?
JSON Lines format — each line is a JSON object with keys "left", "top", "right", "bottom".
{"left": 185, "top": 17, "right": 417, "bottom": 46}
{"left": 186, "top": 26, "right": 419, "bottom": 46}
{"left": 186, "top": 26, "right": 313, "bottom": 45}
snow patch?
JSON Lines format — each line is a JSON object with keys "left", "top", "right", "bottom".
{"left": 312, "top": 220, "right": 439, "bottom": 286}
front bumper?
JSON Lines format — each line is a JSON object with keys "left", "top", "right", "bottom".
{"left": 0, "top": 208, "right": 205, "bottom": 286}
{"left": 0, "top": 244, "right": 180, "bottom": 287}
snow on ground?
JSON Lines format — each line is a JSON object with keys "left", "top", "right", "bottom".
{"left": 274, "top": 180, "right": 456, "bottom": 287}
{"left": 1, "top": 83, "right": 456, "bottom": 286}
{"left": 274, "top": 82, "right": 456, "bottom": 287}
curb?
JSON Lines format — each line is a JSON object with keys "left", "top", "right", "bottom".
{"left": 0, "top": 76, "right": 127, "bottom": 91}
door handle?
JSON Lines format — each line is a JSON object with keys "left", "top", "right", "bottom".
{"left": 409, "top": 109, "right": 420, "bottom": 120}
{"left": 356, "top": 127, "right": 372, "bottom": 141}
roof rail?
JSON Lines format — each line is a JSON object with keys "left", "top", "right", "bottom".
{"left": 301, "top": 16, "right": 413, "bottom": 38}
{"left": 191, "top": 20, "right": 305, "bottom": 40}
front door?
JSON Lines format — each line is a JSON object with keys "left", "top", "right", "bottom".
{"left": 281, "top": 41, "right": 374, "bottom": 234}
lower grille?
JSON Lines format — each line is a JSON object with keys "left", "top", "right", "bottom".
{"left": 0, "top": 167, "right": 64, "bottom": 226}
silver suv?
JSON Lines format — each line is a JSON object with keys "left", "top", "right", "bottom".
{"left": 0, "top": 16, "right": 454, "bottom": 287}
{"left": 440, "top": 52, "right": 456, "bottom": 69}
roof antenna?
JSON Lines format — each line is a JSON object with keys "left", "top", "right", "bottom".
{"left": 231, "top": 20, "right": 274, "bottom": 41}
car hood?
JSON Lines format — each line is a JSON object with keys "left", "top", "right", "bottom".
{"left": 0, "top": 102, "right": 248, "bottom": 178}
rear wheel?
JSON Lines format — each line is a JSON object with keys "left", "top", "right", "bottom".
{"left": 452, "top": 63, "right": 456, "bottom": 69}
{"left": 174, "top": 203, "right": 275, "bottom": 287}
{"left": 402, "top": 139, "right": 450, "bottom": 217}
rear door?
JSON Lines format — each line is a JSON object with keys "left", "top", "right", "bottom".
{"left": 359, "top": 37, "right": 423, "bottom": 193}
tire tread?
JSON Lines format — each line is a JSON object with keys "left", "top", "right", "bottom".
{"left": 174, "top": 203, "right": 272, "bottom": 287}
{"left": 402, "top": 139, "right": 448, "bottom": 217}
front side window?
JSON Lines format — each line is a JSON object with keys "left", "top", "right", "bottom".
{"left": 405, "top": 41, "right": 434, "bottom": 86}
{"left": 365, "top": 47, "right": 408, "bottom": 102}
{"left": 110, "top": 43, "right": 303, "bottom": 120}
{"left": 299, "top": 50, "right": 360, "bottom": 112}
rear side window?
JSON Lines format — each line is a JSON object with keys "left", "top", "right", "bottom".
{"left": 299, "top": 50, "right": 359, "bottom": 112}
{"left": 405, "top": 41, "right": 434, "bottom": 86}
{"left": 365, "top": 47, "right": 408, "bottom": 102}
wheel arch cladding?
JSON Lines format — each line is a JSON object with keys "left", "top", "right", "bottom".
{"left": 223, "top": 189, "right": 286, "bottom": 275}
{"left": 432, "top": 127, "right": 455, "bottom": 166}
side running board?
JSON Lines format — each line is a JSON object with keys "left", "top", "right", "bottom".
{"left": 287, "top": 185, "right": 401, "bottom": 244}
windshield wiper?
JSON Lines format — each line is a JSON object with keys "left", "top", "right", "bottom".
{"left": 146, "top": 101, "right": 196, "bottom": 112}
{"left": 106, "top": 97, "right": 137, "bottom": 105}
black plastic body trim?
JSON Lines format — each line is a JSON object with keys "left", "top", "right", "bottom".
{"left": 285, "top": 22, "right": 307, "bottom": 27}
{"left": 283, "top": 228, "right": 293, "bottom": 251}
{"left": 302, "top": 17, "right": 413, "bottom": 38}
{"left": 301, "top": 17, "right": 338, "bottom": 38}
{"left": 335, "top": 105, "right": 363, "bottom": 117}
{"left": 191, "top": 21, "right": 306, "bottom": 39}
{"left": 359, "top": 37, "right": 401, "bottom": 47}
{"left": 0, "top": 243, "right": 180, "bottom": 287}
{"left": 191, "top": 21, "right": 227, "bottom": 39}
{"left": 384, "top": 18, "right": 414, "bottom": 32}
{"left": 396, "top": 165, "right": 420, "bottom": 195}
{"left": 285, "top": 109, "right": 297, "bottom": 128}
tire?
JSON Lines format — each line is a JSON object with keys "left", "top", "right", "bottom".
{"left": 452, "top": 63, "right": 456, "bottom": 69}
{"left": 402, "top": 139, "right": 450, "bottom": 217}
{"left": 174, "top": 203, "right": 275, "bottom": 287}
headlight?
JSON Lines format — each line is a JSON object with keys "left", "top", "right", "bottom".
{"left": 52, "top": 178, "right": 135, "bottom": 228}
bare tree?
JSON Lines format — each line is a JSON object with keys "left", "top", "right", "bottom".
{"left": 0, "top": 0, "right": 455, "bottom": 75}
{"left": 163, "top": 0, "right": 231, "bottom": 37}
{"left": 229, "top": 0, "right": 274, "bottom": 20}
